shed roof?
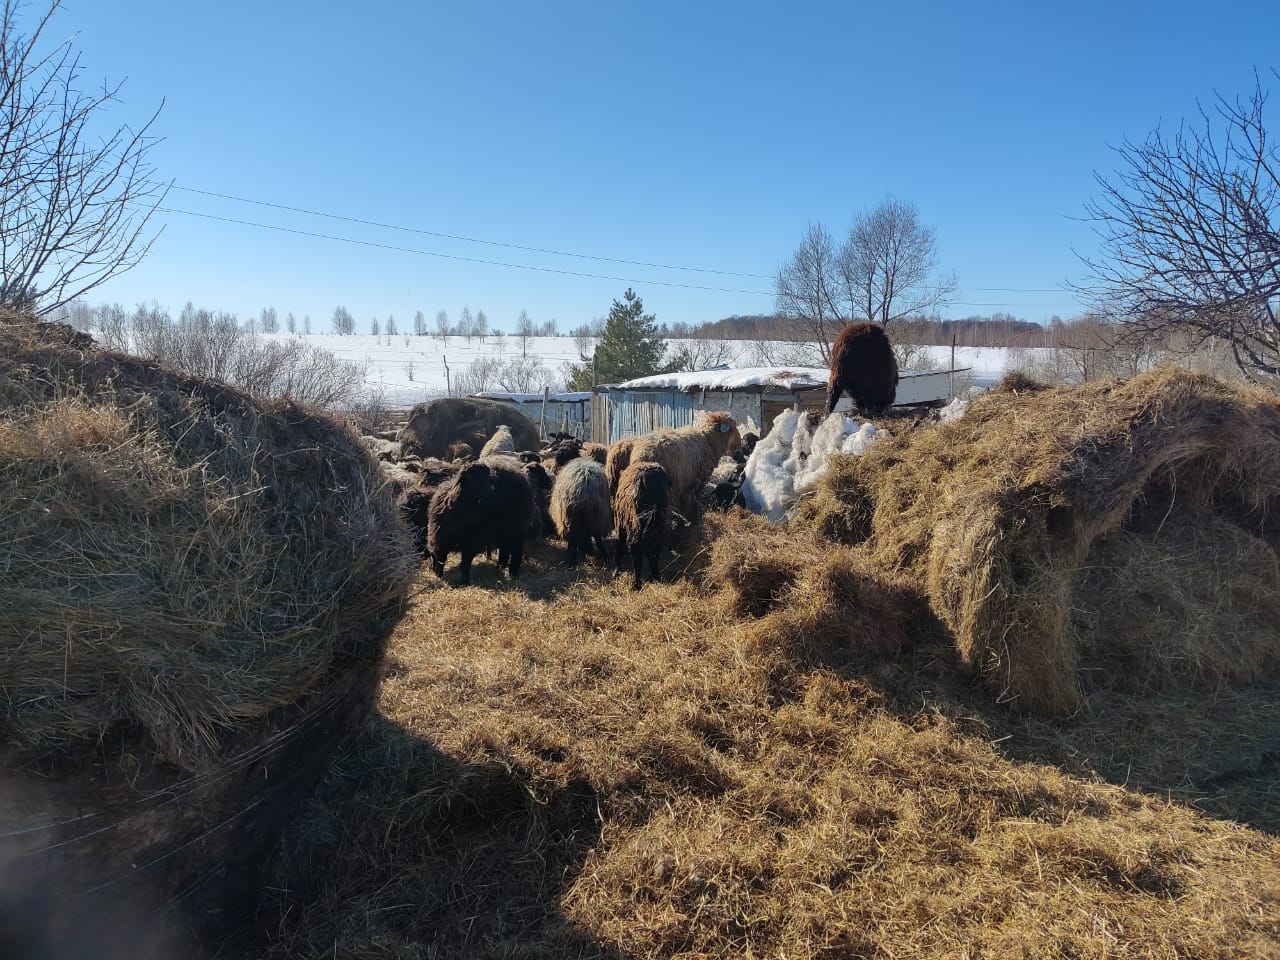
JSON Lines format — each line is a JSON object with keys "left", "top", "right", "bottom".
{"left": 472, "top": 390, "right": 592, "bottom": 403}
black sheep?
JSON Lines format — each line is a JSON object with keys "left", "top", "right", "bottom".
{"left": 426, "top": 459, "right": 535, "bottom": 584}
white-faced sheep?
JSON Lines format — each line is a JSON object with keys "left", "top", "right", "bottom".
{"left": 426, "top": 459, "right": 535, "bottom": 584}
{"left": 479, "top": 423, "right": 516, "bottom": 458}
{"left": 614, "top": 462, "right": 671, "bottom": 589}
{"left": 550, "top": 458, "right": 612, "bottom": 566}
{"left": 625, "top": 411, "right": 741, "bottom": 521}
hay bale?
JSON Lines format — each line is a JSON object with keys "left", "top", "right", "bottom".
{"left": 801, "top": 367, "right": 1280, "bottom": 714}
{"left": 0, "top": 317, "right": 414, "bottom": 945}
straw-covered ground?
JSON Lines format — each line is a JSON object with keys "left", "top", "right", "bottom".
{"left": 257, "top": 369, "right": 1280, "bottom": 959}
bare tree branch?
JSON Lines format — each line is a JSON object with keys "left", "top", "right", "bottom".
{"left": 0, "top": 0, "right": 166, "bottom": 314}
{"left": 1076, "top": 70, "right": 1280, "bottom": 381}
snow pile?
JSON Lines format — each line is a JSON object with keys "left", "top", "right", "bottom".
{"left": 938, "top": 396, "right": 971, "bottom": 422}
{"left": 741, "top": 409, "right": 885, "bottom": 522}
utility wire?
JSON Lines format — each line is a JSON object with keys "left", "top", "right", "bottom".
{"left": 159, "top": 182, "right": 774, "bottom": 280}
{"left": 153, "top": 205, "right": 774, "bottom": 296}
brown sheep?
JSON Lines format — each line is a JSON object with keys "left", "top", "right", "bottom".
{"left": 614, "top": 462, "right": 671, "bottom": 589}
{"left": 625, "top": 411, "right": 741, "bottom": 521}
{"left": 826, "top": 322, "right": 899, "bottom": 415}
{"left": 550, "top": 458, "right": 612, "bottom": 566}
{"left": 581, "top": 442, "right": 608, "bottom": 465}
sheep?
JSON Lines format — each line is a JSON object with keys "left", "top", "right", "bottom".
{"left": 624, "top": 411, "right": 742, "bottom": 521}
{"left": 398, "top": 458, "right": 462, "bottom": 555}
{"left": 614, "top": 462, "right": 671, "bottom": 590}
{"left": 702, "top": 456, "right": 747, "bottom": 512}
{"left": 826, "top": 322, "right": 899, "bottom": 415}
{"left": 446, "top": 440, "right": 476, "bottom": 462}
{"left": 489, "top": 454, "right": 555, "bottom": 542}
{"left": 426, "top": 459, "right": 535, "bottom": 584}
{"left": 550, "top": 458, "right": 612, "bottom": 566}
{"left": 581, "top": 442, "right": 608, "bottom": 465}
{"left": 479, "top": 423, "right": 516, "bottom": 458}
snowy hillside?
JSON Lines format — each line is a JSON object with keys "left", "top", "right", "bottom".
{"left": 271, "top": 333, "right": 1034, "bottom": 407}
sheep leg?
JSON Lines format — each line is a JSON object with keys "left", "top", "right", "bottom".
{"left": 826, "top": 383, "right": 841, "bottom": 415}
{"left": 646, "top": 545, "right": 662, "bottom": 583}
{"left": 631, "top": 543, "right": 645, "bottom": 590}
{"left": 457, "top": 551, "right": 475, "bottom": 585}
{"left": 431, "top": 555, "right": 446, "bottom": 579}
{"left": 614, "top": 530, "right": 628, "bottom": 573}
{"left": 594, "top": 535, "right": 610, "bottom": 565}
{"left": 507, "top": 540, "right": 524, "bottom": 578}
{"left": 566, "top": 538, "right": 579, "bottom": 567}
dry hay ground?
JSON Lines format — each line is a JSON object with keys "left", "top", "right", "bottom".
{"left": 263, "top": 500, "right": 1280, "bottom": 958}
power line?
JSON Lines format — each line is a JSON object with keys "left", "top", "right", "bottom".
{"left": 159, "top": 182, "right": 774, "bottom": 281}
{"left": 152, "top": 205, "right": 774, "bottom": 296}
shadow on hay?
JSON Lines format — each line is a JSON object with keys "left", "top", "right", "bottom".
{"left": 255, "top": 712, "right": 623, "bottom": 959}
{"left": 702, "top": 513, "right": 1280, "bottom": 836}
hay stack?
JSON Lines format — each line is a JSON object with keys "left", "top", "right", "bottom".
{"left": 800, "top": 367, "right": 1280, "bottom": 714}
{"left": 0, "top": 318, "right": 414, "bottom": 947}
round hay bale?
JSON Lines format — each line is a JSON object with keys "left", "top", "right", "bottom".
{"left": 800, "top": 368, "right": 1280, "bottom": 714}
{"left": 0, "top": 318, "right": 415, "bottom": 946}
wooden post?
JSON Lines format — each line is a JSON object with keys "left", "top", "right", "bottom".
{"left": 949, "top": 333, "right": 956, "bottom": 400}
{"left": 443, "top": 355, "right": 450, "bottom": 396}
{"left": 540, "top": 385, "right": 549, "bottom": 438}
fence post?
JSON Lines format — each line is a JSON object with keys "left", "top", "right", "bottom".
{"left": 443, "top": 355, "right": 450, "bottom": 396}
{"left": 540, "top": 385, "right": 549, "bottom": 438}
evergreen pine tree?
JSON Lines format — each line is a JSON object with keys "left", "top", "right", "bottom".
{"left": 567, "top": 288, "right": 669, "bottom": 389}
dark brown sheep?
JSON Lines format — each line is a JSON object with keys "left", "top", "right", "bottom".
{"left": 826, "top": 322, "right": 899, "bottom": 415}
{"left": 426, "top": 459, "right": 535, "bottom": 584}
{"left": 614, "top": 462, "right": 671, "bottom": 589}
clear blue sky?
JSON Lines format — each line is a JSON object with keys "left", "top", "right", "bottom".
{"left": 50, "top": 0, "right": 1280, "bottom": 332}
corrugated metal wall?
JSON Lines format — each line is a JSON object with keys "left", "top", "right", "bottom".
{"left": 607, "top": 391, "right": 697, "bottom": 444}
{"left": 485, "top": 398, "right": 591, "bottom": 439}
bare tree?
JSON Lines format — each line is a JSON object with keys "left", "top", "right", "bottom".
{"left": 1077, "top": 72, "right": 1280, "bottom": 381}
{"left": 842, "top": 197, "right": 957, "bottom": 329}
{"left": 774, "top": 223, "right": 846, "bottom": 364}
{"left": 302, "top": 314, "right": 311, "bottom": 335}
{"left": 413, "top": 309, "right": 426, "bottom": 336}
{"left": 475, "top": 308, "right": 488, "bottom": 341}
{"left": 516, "top": 308, "right": 536, "bottom": 357}
{"left": 0, "top": 1, "right": 166, "bottom": 314}
{"left": 259, "top": 306, "right": 278, "bottom": 333}
{"left": 385, "top": 314, "right": 397, "bottom": 336}
{"left": 285, "top": 311, "right": 297, "bottom": 335}
{"left": 434, "top": 309, "right": 449, "bottom": 340}
{"left": 369, "top": 316, "right": 380, "bottom": 336}
{"left": 331, "top": 305, "right": 354, "bottom": 335}
{"left": 458, "top": 305, "right": 475, "bottom": 342}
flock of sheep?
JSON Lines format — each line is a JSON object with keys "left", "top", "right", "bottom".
{"left": 368, "top": 402, "right": 757, "bottom": 589}
{"left": 367, "top": 320, "right": 897, "bottom": 589}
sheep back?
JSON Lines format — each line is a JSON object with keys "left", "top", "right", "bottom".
{"left": 550, "top": 458, "right": 612, "bottom": 546}
{"left": 826, "top": 322, "right": 899, "bottom": 414}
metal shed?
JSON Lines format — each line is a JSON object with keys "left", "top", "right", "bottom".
{"left": 471, "top": 389, "right": 593, "bottom": 439}
{"left": 594, "top": 366, "right": 963, "bottom": 444}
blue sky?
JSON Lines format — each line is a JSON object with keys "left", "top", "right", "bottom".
{"left": 50, "top": 0, "right": 1280, "bottom": 332}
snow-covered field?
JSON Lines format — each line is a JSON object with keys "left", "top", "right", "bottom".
{"left": 272, "top": 334, "right": 1034, "bottom": 407}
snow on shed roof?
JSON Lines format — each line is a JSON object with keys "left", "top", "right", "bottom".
{"left": 472, "top": 390, "right": 592, "bottom": 402}
{"left": 606, "top": 366, "right": 959, "bottom": 393}
{"left": 607, "top": 367, "right": 829, "bottom": 392}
